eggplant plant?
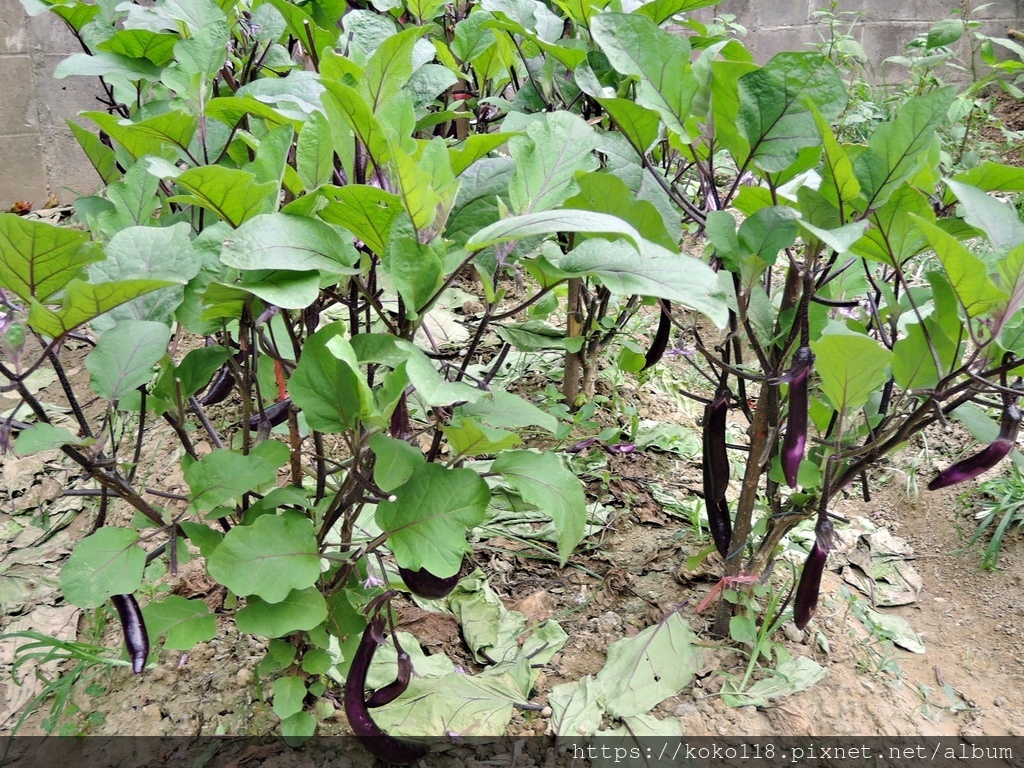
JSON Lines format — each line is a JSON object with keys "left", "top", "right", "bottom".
{"left": 4, "top": 0, "right": 725, "bottom": 748}
{"left": 5, "top": 0, "right": 1024, "bottom": 750}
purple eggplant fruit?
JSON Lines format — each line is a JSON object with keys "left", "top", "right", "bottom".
{"left": 248, "top": 398, "right": 292, "bottom": 430}
{"left": 641, "top": 300, "right": 672, "bottom": 371}
{"left": 198, "top": 363, "right": 236, "bottom": 406}
{"left": 702, "top": 387, "right": 732, "bottom": 557}
{"left": 110, "top": 593, "right": 149, "bottom": 674}
{"left": 928, "top": 404, "right": 1021, "bottom": 491}
{"left": 398, "top": 563, "right": 460, "bottom": 599}
{"left": 793, "top": 518, "right": 834, "bottom": 630}
{"left": 781, "top": 346, "right": 814, "bottom": 489}
{"left": 365, "top": 645, "right": 412, "bottom": 708}
{"left": 345, "top": 616, "right": 428, "bottom": 763}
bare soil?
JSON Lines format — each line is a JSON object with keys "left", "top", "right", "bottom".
{"left": 3, "top": 333, "right": 1024, "bottom": 752}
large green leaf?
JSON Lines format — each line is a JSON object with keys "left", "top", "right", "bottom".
{"left": 565, "top": 172, "right": 676, "bottom": 250}
{"left": 361, "top": 26, "right": 429, "bottom": 111}
{"left": 60, "top": 528, "right": 146, "bottom": 608}
{"left": 167, "top": 166, "right": 278, "bottom": 228}
{"left": 184, "top": 448, "right": 280, "bottom": 513}
{"left": 376, "top": 463, "right": 490, "bottom": 578}
{"left": 491, "top": 450, "right": 586, "bottom": 565}
{"left": 736, "top": 52, "right": 846, "bottom": 173}
{"left": 544, "top": 238, "right": 728, "bottom": 326}
{"left": 810, "top": 333, "right": 892, "bottom": 412}
{"left": 296, "top": 109, "right": 334, "bottom": 191}
{"left": 945, "top": 179, "right": 1024, "bottom": 251}
{"left": 851, "top": 184, "right": 934, "bottom": 266}
{"left": 87, "top": 320, "right": 171, "bottom": 401}
{"left": 593, "top": 612, "right": 702, "bottom": 718}
{"left": 207, "top": 512, "right": 321, "bottom": 603}
{"left": 221, "top": 213, "right": 359, "bottom": 273}
{"left": 319, "top": 185, "right": 403, "bottom": 256}
{"left": 235, "top": 587, "right": 329, "bottom": 637}
{"left": 910, "top": 215, "right": 1008, "bottom": 318}
{"left": 590, "top": 13, "right": 697, "bottom": 136}
{"left": 854, "top": 87, "right": 954, "bottom": 209}
{"left": 288, "top": 323, "right": 376, "bottom": 432}
{"left": 508, "top": 112, "right": 599, "bottom": 213}
{"left": 0, "top": 214, "right": 97, "bottom": 302}
{"left": 467, "top": 210, "right": 641, "bottom": 251}
{"left": 28, "top": 278, "right": 177, "bottom": 339}
{"left": 142, "top": 595, "right": 217, "bottom": 650}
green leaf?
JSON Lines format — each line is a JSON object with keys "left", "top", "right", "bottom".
{"left": 207, "top": 512, "right": 320, "bottom": 602}
{"left": 68, "top": 121, "right": 120, "bottom": 185}
{"left": 590, "top": 13, "right": 696, "bottom": 136}
{"left": 443, "top": 416, "right": 521, "bottom": 456}
{"left": 54, "top": 51, "right": 160, "bottom": 82}
{"left": 814, "top": 107, "right": 860, "bottom": 207}
{"left": 633, "top": 0, "right": 718, "bottom": 24}
{"left": 296, "top": 110, "right": 334, "bottom": 191}
{"left": 926, "top": 17, "right": 963, "bottom": 49}
{"left": 167, "top": 166, "right": 278, "bottom": 228}
{"left": 184, "top": 448, "right": 280, "bottom": 513}
{"left": 737, "top": 52, "right": 846, "bottom": 173}
{"left": 141, "top": 595, "right": 217, "bottom": 650}
{"left": 852, "top": 184, "right": 934, "bottom": 265}
{"left": 28, "top": 278, "right": 178, "bottom": 339}
{"left": 449, "top": 133, "right": 517, "bottom": 177}
{"left": 910, "top": 214, "right": 1009, "bottom": 318}
{"left": 384, "top": 217, "right": 444, "bottom": 317}
{"left": 950, "top": 160, "right": 1024, "bottom": 199}
{"left": 945, "top": 179, "right": 1024, "bottom": 250}
{"left": 491, "top": 450, "right": 586, "bottom": 565}
{"left": 494, "top": 320, "right": 584, "bottom": 352}
{"left": 721, "top": 656, "right": 826, "bottom": 707}
{"left": 288, "top": 323, "right": 375, "bottom": 432}
{"left": 892, "top": 319, "right": 959, "bottom": 391}
{"left": 0, "top": 214, "right": 97, "bottom": 302}
{"left": 738, "top": 206, "right": 798, "bottom": 268}
{"left": 319, "top": 185, "right": 404, "bottom": 256}
{"left": 13, "top": 423, "right": 88, "bottom": 456}
{"left": 457, "top": 390, "right": 557, "bottom": 433}
{"left": 87, "top": 320, "right": 171, "bottom": 401}
{"left": 565, "top": 172, "right": 676, "bottom": 250}
{"left": 545, "top": 239, "right": 728, "bottom": 327}
{"left": 235, "top": 270, "right": 321, "bottom": 310}
{"left": 321, "top": 81, "right": 392, "bottom": 170}
{"left": 221, "top": 213, "right": 359, "bottom": 273}
{"left": 548, "top": 676, "right": 606, "bottom": 738}
{"left": 160, "top": 346, "right": 231, "bottom": 403}
{"left": 97, "top": 29, "right": 178, "bottom": 66}
{"left": 60, "top": 528, "right": 146, "bottom": 608}
{"left": 376, "top": 463, "right": 490, "bottom": 578}
{"left": 593, "top": 612, "right": 702, "bottom": 718}
{"left": 369, "top": 434, "right": 426, "bottom": 493}
{"left": 371, "top": 670, "right": 525, "bottom": 737}
{"left": 855, "top": 87, "right": 954, "bottom": 209}
{"left": 810, "top": 333, "right": 892, "bottom": 412}
{"left": 508, "top": 112, "right": 599, "bottom": 213}
{"left": 361, "top": 26, "right": 429, "bottom": 111}
{"left": 273, "top": 675, "right": 308, "bottom": 720}
{"left": 235, "top": 587, "right": 329, "bottom": 637}
{"left": 596, "top": 97, "right": 661, "bottom": 154}
{"left": 467, "top": 210, "right": 641, "bottom": 251}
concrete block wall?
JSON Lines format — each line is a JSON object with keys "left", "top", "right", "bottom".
{"left": 2, "top": 0, "right": 1023, "bottom": 209}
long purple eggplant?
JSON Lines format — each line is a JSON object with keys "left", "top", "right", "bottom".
{"left": 928, "top": 404, "right": 1021, "bottom": 490}
{"left": 248, "top": 398, "right": 292, "bottom": 430}
{"left": 702, "top": 387, "right": 731, "bottom": 557}
{"left": 641, "top": 300, "right": 672, "bottom": 371}
{"left": 345, "top": 616, "right": 427, "bottom": 763}
{"left": 110, "top": 593, "right": 149, "bottom": 674}
{"left": 793, "top": 518, "right": 834, "bottom": 630}
{"left": 781, "top": 346, "right": 814, "bottom": 489}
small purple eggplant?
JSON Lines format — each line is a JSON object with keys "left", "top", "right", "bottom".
{"left": 928, "top": 405, "right": 1021, "bottom": 491}
{"left": 794, "top": 518, "right": 834, "bottom": 630}
{"left": 702, "top": 387, "right": 732, "bottom": 557}
{"left": 110, "top": 593, "right": 149, "bottom": 674}
{"left": 398, "top": 563, "right": 460, "bottom": 599}
{"left": 641, "top": 300, "right": 672, "bottom": 371}
{"left": 781, "top": 346, "right": 814, "bottom": 489}
{"left": 365, "top": 644, "right": 412, "bottom": 708}
{"left": 345, "top": 616, "right": 427, "bottom": 764}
